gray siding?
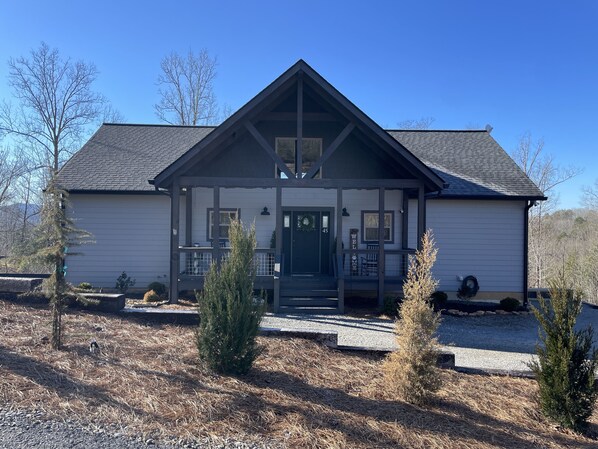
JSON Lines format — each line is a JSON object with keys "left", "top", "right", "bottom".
{"left": 409, "top": 199, "right": 525, "bottom": 295}
{"left": 67, "top": 194, "right": 171, "bottom": 288}
{"left": 189, "top": 187, "right": 403, "bottom": 250}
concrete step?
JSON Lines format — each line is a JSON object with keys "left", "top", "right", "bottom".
{"left": 279, "top": 297, "right": 339, "bottom": 307}
{"left": 278, "top": 305, "right": 340, "bottom": 315}
{"left": 279, "top": 288, "right": 338, "bottom": 298}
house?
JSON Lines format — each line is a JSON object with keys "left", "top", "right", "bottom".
{"left": 57, "top": 60, "right": 545, "bottom": 313}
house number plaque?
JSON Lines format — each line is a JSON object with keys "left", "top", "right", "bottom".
{"left": 350, "top": 228, "right": 358, "bottom": 276}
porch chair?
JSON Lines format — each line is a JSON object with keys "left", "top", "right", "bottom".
{"left": 360, "top": 243, "right": 379, "bottom": 276}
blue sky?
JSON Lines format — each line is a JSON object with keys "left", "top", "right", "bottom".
{"left": 1, "top": 0, "right": 596, "bottom": 208}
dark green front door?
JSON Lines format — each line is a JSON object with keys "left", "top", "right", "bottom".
{"left": 292, "top": 211, "right": 321, "bottom": 273}
{"left": 282, "top": 210, "right": 331, "bottom": 275}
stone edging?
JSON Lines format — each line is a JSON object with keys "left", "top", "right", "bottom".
{"left": 442, "top": 309, "right": 533, "bottom": 317}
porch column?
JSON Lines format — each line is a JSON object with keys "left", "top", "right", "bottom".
{"left": 274, "top": 186, "right": 282, "bottom": 312}
{"left": 169, "top": 178, "right": 180, "bottom": 304}
{"left": 336, "top": 187, "right": 345, "bottom": 313}
{"left": 378, "top": 188, "right": 385, "bottom": 307}
{"left": 185, "top": 188, "right": 193, "bottom": 271}
{"left": 296, "top": 75, "right": 303, "bottom": 179}
{"left": 402, "top": 190, "right": 409, "bottom": 275}
{"left": 417, "top": 184, "right": 426, "bottom": 249}
{"left": 213, "top": 186, "right": 221, "bottom": 264}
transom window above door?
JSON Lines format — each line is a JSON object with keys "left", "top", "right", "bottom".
{"left": 275, "top": 137, "right": 322, "bottom": 179}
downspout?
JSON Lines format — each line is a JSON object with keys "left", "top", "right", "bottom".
{"left": 523, "top": 200, "right": 535, "bottom": 308}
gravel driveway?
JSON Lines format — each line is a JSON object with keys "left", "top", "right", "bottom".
{"left": 262, "top": 301, "right": 598, "bottom": 372}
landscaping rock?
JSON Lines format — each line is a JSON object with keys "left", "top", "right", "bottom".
{"left": 80, "top": 293, "right": 125, "bottom": 312}
{"left": 0, "top": 277, "right": 43, "bottom": 293}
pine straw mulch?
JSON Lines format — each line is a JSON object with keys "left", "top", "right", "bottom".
{"left": 0, "top": 300, "right": 597, "bottom": 449}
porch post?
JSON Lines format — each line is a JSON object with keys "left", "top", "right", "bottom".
{"left": 185, "top": 188, "right": 193, "bottom": 271}
{"left": 169, "top": 178, "right": 180, "bottom": 304}
{"left": 336, "top": 187, "right": 345, "bottom": 313}
{"left": 296, "top": 75, "right": 303, "bottom": 179}
{"left": 213, "top": 186, "right": 220, "bottom": 264}
{"left": 402, "top": 190, "right": 409, "bottom": 275}
{"left": 274, "top": 186, "right": 282, "bottom": 312}
{"left": 417, "top": 184, "right": 426, "bottom": 249}
{"left": 378, "top": 188, "right": 385, "bottom": 307}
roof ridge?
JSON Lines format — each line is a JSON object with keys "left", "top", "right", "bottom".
{"left": 385, "top": 129, "right": 488, "bottom": 133}
{"left": 102, "top": 122, "right": 217, "bottom": 129}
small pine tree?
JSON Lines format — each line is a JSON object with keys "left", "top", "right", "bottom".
{"left": 383, "top": 230, "right": 442, "bottom": 405}
{"left": 530, "top": 270, "right": 598, "bottom": 431}
{"left": 196, "top": 219, "right": 265, "bottom": 375}
{"left": 33, "top": 177, "right": 91, "bottom": 349}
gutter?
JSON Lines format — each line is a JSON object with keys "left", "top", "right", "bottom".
{"left": 523, "top": 200, "right": 535, "bottom": 307}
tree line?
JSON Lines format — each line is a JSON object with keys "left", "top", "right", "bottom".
{"left": 0, "top": 43, "right": 223, "bottom": 272}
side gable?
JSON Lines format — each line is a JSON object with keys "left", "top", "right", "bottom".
{"left": 151, "top": 60, "right": 445, "bottom": 191}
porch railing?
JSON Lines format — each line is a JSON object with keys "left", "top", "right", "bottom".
{"left": 179, "top": 247, "right": 275, "bottom": 277}
{"left": 340, "top": 248, "right": 415, "bottom": 279}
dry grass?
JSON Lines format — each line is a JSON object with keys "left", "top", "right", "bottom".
{"left": 0, "top": 300, "right": 597, "bottom": 448}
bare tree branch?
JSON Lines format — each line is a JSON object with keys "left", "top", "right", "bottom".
{"left": 396, "top": 117, "right": 435, "bottom": 130}
{"left": 0, "top": 42, "right": 108, "bottom": 176}
{"left": 582, "top": 179, "right": 598, "bottom": 209}
{"left": 155, "top": 49, "right": 218, "bottom": 126}
{"left": 511, "top": 132, "right": 582, "bottom": 288}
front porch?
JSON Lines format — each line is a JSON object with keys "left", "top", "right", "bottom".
{"left": 149, "top": 61, "right": 443, "bottom": 313}
{"left": 170, "top": 181, "right": 425, "bottom": 313}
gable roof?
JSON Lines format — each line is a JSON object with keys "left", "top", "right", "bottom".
{"left": 151, "top": 59, "right": 446, "bottom": 191}
{"left": 389, "top": 130, "right": 545, "bottom": 199}
{"left": 57, "top": 124, "right": 214, "bottom": 193}
{"left": 57, "top": 124, "right": 545, "bottom": 200}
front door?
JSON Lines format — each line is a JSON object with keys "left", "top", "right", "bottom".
{"left": 282, "top": 210, "right": 331, "bottom": 275}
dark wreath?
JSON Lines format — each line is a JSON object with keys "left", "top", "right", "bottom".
{"left": 457, "top": 275, "right": 479, "bottom": 299}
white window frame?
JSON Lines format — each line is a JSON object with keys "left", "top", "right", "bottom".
{"left": 208, "top": 208, "right": 239, "bottom": 241}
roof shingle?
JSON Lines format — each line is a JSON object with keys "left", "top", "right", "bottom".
{"left": 57, "top": 124, "right": 544, "bottom": 199}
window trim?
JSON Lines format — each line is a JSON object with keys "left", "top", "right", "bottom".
{"left": 207, "top": 208, "right": 240, "bottom": 241}
{"left": 361, "top": 210, "right": 394, "bottom": 244}
{"left": 275, "top": 137, "right": 323, "bottom": 179}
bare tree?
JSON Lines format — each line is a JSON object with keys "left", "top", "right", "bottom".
{"left": 512, "top": 132, "right": 581, "bottom": 288}
{"left": 155, "top": 49, "right": 218, "bottom": 126}
{"left": 0, "top": 42, "right": 108, "bottom": 176}
{"left": 396, "top": 117, "right": 435, "bottom": 130}
{"left": 0, "top": 147, "right": 27, "bottom": 206}
{"left": 582, "top": 179, "right": 598, "bottom": 209}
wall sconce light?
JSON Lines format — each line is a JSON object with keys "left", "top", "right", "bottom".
{"left": 261, "top": 206, "right": 270, "bottom": 216}
{"left": 342, "top": 207, "right": 350, "bottom": 217}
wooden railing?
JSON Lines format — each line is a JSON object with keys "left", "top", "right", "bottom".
{"left": 179, "top": 246, "right": 276, "bottom": 277}
{"left": 340, "top": 248, "right": 415, "bottom": 279}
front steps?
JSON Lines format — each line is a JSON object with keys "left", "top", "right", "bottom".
{"left": 278, "top": 276, "right": 339, "bottom": 314}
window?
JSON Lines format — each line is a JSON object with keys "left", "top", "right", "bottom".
{"left": 362, "top": 211, "right": 394, "bottom": 243}
{"left": 208, "top": 209, "right": 239, "bottom": 241}
{"left": 275, "top": 137, "right": 322, "bottom": 178}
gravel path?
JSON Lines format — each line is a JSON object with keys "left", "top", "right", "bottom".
{"left": 262, "top": 302, "right": 598, "bottom": 372}
{"left": 0, "top": 408, "right": 281, "bottom": 449}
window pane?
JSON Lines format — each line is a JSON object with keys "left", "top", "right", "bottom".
{"left": 276, "top": 138, "right": 295, "bottom": 178}
{"left": 209, "top": 210, "right": 238, "bottom": 239}
{"left": 301, "top": 139, "right": 322, "bottom": 178}
{"left": 363, "top": 212, "right": 392, "bottom": 242}
{"left": 365, "top": 228, "right": 378, "bottom": 240}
